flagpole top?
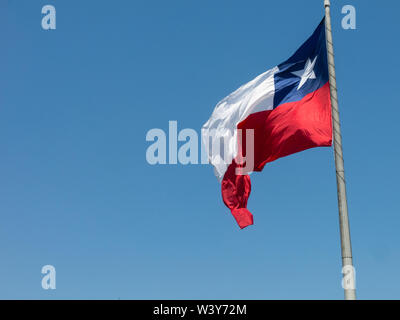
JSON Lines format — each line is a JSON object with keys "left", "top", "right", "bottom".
{"left": 324, "top": 0, "right": 331, "bottom": 7}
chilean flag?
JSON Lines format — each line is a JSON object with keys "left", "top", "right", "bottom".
{"left": 202, "top": 19, "right": 332, "bottom": 229}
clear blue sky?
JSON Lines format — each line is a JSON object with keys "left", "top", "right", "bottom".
{"left": 1, "top": 0, "right": 399, "bottom": 299}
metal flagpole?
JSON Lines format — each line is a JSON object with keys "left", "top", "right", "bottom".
{"left": 324, "top": 0, "right": 356, "bottom": 300}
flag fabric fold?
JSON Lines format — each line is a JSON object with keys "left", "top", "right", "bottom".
{"left": 202, "top": 19, "right": 332, "bottom": 229}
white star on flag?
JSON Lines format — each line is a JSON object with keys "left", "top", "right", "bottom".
{"left": 292, "top": 56, "right": 318, "bottom": 90}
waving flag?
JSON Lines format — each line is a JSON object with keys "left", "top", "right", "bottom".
{"left": 202, "top": 19, "right": 332, "bottom": 229}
